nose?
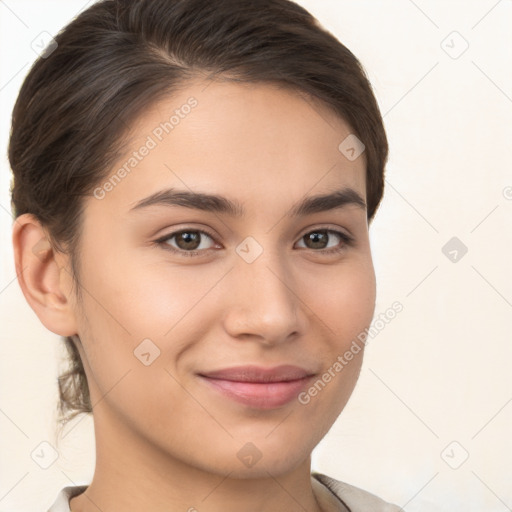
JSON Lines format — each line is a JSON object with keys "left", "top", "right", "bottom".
{"left": 221, "top": 248, "right": 307, "bottom": 346}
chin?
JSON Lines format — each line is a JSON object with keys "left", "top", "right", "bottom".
{"left": 209, "top": 453, "right": 308, "bottom": 480}
{"left": 178, "top": 434, "right": 312, "bottom": 480}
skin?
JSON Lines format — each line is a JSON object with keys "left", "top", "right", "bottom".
{"left": 13, "top": 79, "right": 376, "bottom": 512}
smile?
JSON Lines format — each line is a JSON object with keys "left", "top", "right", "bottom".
{"left": 197, "top": 365, "right": 317, "bottom": 409}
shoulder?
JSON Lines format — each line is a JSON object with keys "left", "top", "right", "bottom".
{"left": 312, "top": 472, "right": 404, "bottom": 512}
{"left": 47, "top": 485, "right": 88, "bottom": 512}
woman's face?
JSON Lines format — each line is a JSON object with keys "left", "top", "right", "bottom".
{"left": 68, "top": 79, "right": 376, "bottom": 478}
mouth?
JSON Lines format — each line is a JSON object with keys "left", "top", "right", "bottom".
{"left": 197, "top": 365, "right": 317, "bottom": 409}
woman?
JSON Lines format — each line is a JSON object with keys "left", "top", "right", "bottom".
{"left": 9, "top": 0, "right": 401, "bottom": 510}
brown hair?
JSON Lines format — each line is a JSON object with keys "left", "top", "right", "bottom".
{"left": 9, "top": 0, "right": 388, "bottom": 427}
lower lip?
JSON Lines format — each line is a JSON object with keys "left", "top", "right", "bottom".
{"left": 198, "top": 375, "right": 315, "bottom": 409}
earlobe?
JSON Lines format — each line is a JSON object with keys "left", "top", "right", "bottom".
{"left": 12, "top": 213, "right": 78, "bottom": 337}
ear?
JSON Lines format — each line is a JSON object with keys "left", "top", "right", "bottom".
{"left": 12, "top": 213, "right": 78, "bottom": 337}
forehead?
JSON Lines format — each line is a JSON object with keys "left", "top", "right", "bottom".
{"left": 88, "top": 79, "right": 367, "bottom": 217}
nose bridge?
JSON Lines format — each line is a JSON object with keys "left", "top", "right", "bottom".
{"left": 223, "top": 239, "right": 303, "bottom": 343}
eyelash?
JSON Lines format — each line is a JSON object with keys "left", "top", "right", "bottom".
{"left": 154, "top": 227, "right": 355, "bottom": 258}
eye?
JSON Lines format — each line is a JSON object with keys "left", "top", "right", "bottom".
{"left": 155, "top": 226, "right": 354, "bottom": 258}
{"left": 155, "top": 229, "right": 218, "bottom": 257}
{"left": 295, "top": 229, "right": 354, "bottom": 254}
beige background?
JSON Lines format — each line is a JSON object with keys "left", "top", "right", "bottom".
{"left": 1, "top": 1, "right": 511, "bottom": 510}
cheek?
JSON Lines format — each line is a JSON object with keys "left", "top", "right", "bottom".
{"left": 73, "top": 255, "right": 221, "bottom": 398}
{"left": 79, "top": 246, "right": 212, "bottom": 341}
{"left": 306, "top": 256, "right": 376, "bottom": 342}
{"left": 293, "top": 258, "right": 375, "bottom": 421}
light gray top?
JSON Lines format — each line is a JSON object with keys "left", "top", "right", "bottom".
{"left": 47, "top": 472, "right": 403, "bottom": 511}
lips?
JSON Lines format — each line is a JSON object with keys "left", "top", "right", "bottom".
{"left": 200, "top": 364, "right": 314, "bottom": 382}
{"left": 197, "top": 365, "right": 317, "bottom": 409}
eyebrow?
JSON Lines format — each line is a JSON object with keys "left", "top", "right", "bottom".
{"left": 129, "top": 187, "right": 366, "bottom": 217}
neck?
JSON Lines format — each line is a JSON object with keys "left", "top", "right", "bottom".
{"left": 69, "top": 408, "right": 325, "bottom": 512}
